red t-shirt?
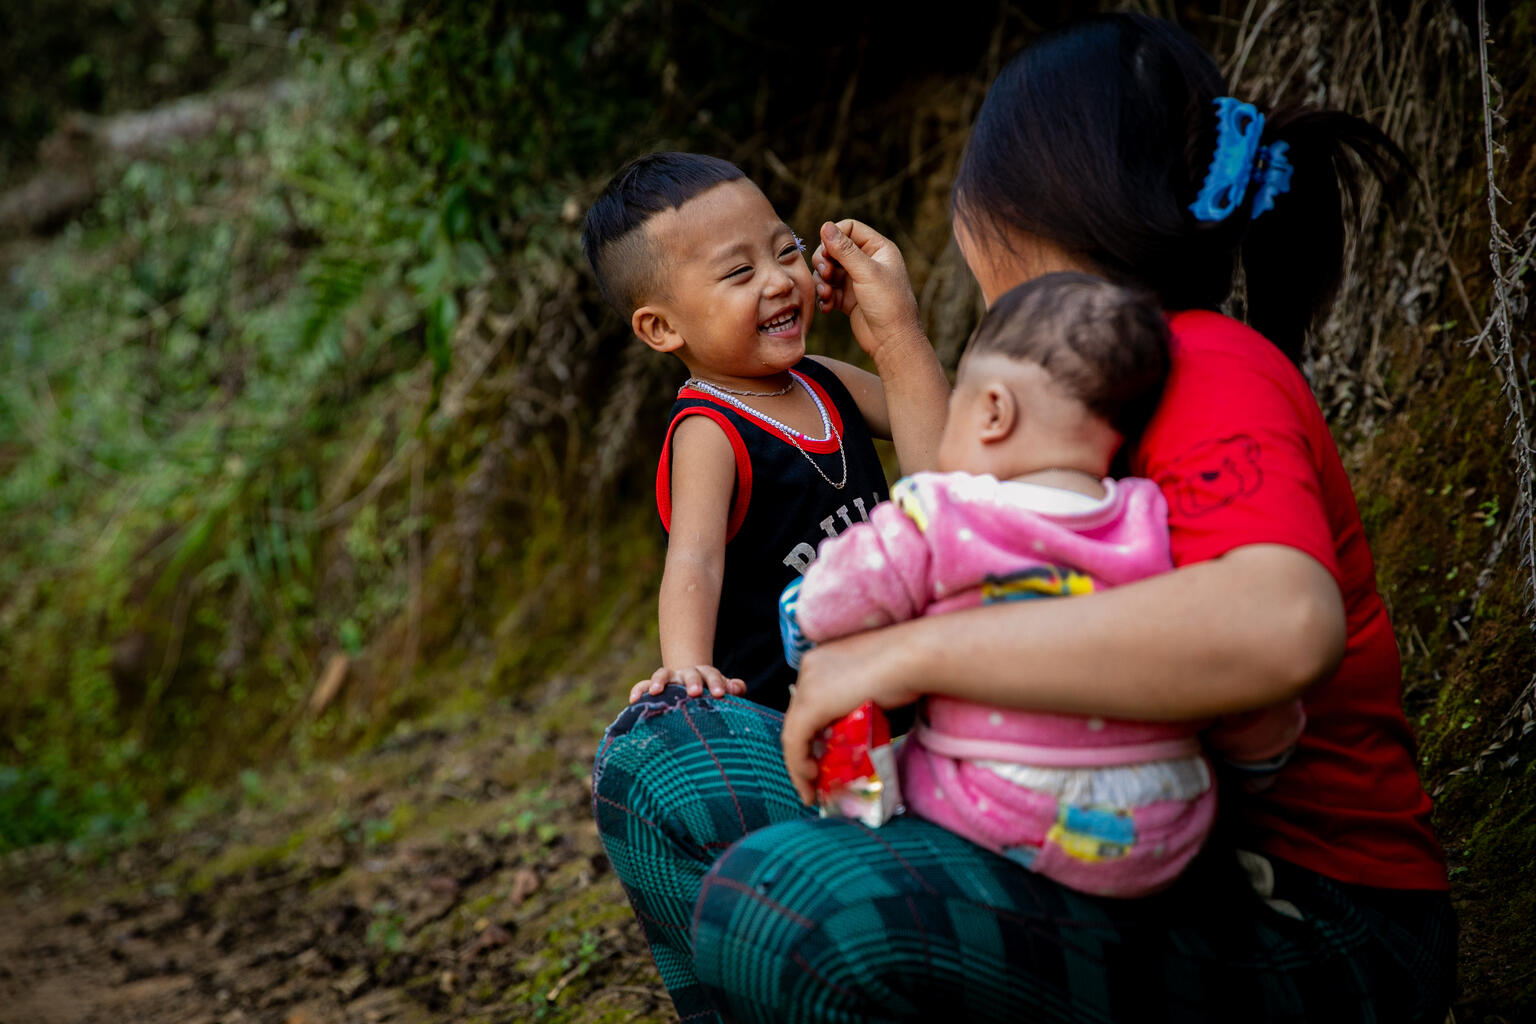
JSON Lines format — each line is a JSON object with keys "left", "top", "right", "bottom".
{"left": 1133, "top": 310, "right": 1447, "bottom": 891}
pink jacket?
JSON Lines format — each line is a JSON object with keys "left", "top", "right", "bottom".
{"left": 796, "top": 471, "right": 1303, "bottom": 768}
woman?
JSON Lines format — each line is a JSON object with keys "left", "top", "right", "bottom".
{"left": 593, "top": 14, "right": 1455, "bottom": 1022}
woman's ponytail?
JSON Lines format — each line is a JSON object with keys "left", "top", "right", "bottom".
{"left": 955, "top": 13, "right": 1412, "bottom": 366}
{"left": 1239, "top": 110, "right": 1412, "bottom": 363}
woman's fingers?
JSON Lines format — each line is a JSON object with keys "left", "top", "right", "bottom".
{"left": 780, "top": 693, "right": 820, "bottom": 804}
{"left": 817, "top": 221, "right": 873, "bottom": 282}
{"left": 782, "top": 627, "right": 927, "bottom": 803}
{"left": 814, "top": 278, "right": 846, "bottom": 314}
{"left": 812, "top": 246, "right": 842, "bottom": 285}
{"left": 821, "top": 219, "right": 909, "bottom": 278}
{"left": 815, "top": 220, "right": 922, "bottom": 357}
{"left": 812, "top": 245, "right": 848, "bottom": 314}
{"left": 781, "top": 641, "right": 880, "bottom": 805}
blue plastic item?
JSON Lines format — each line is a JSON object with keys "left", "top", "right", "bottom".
{"left": 1249, "top": 141, "right": 1294, "bottom": 218}
{"left": 779, "top": 578, "right": 813, "bottom": 669}
{"left": 1189, "top": 97, "right": 1266, "bottom": 222}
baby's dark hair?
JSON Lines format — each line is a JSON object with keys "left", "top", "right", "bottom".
{"left": 581, "top": 151, "right": 746, "bottom": 315}
{"left": 953, "top": 14, "right": 1410, "bottom": 365}
{"left": 966, "top": 272, "right": 1170, "bottom": 444}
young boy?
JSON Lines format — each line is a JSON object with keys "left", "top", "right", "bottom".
{"left": 581, "top": 152, "right": 945, "bottom": 711}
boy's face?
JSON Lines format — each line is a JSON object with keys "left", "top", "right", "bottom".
{"left": 632, "top": 180, "right": 814, "bottom": 382}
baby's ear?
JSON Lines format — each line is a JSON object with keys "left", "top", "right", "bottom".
{"left": 978, "top": 382, "right": 1018, "bottom": 443}
{"left": 633, "top": 305, "right": 683, "bottom": 354}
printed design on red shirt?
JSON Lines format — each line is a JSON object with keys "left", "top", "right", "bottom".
{"left": 1154, "top": 434, "right": 1264, "bottom": 518}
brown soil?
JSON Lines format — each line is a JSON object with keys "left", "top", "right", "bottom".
{"left": 3, "top": 669, "right": 1532, "bottom": 1023}
{"left": 0, "top": 673, "right": 668, "bottom": 1024}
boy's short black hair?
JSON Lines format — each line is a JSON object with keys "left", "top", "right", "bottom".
{"left": 966, "top": 272, "right": 1170, "bottom": 443}
{"left": 582, "top": 152, "right": 746, "bottom": 315}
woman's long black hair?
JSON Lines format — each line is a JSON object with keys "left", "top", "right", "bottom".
{"left": 952, "top": 14, "right": 1410, "bottom": 365}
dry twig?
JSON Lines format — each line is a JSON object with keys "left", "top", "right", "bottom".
{"left": 1451, "top": 0, "right": 1536, "bottom": 775}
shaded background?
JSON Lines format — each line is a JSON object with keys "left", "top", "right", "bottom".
{"left": 1, "top": 1, "right": 1532, "bottom": 1021}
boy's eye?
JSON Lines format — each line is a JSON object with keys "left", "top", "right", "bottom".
{"left": 779, "top": 243, "right": 801, "bottom": 259}
{"left": 724, "top": 265, "right": 751, "bottom": 279}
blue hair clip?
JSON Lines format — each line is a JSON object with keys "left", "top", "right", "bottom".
{"left": 1249, "top": 141, "right": 1293, "bottom": 218}
{"left": 1189, "top": 98, "right": 1266, "bottom": 222}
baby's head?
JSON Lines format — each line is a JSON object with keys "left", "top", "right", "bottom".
{"left": 938, "top": 272, "right": 1169, "bottom": 480}
{"left": 582, "top": 152, "right": 813, "bottom": 381}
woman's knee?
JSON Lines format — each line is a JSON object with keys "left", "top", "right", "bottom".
{"left": 591, "top": 686, "right": 704, "bottom": 847}
{"left": 591, "top": 689, "right": 805, "bottom": 861}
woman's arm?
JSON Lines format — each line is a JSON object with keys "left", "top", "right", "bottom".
{"left": 813, "top": 220, "right": 950, "bottom": 474}
{"left": 781, "top": 542, "right": 1345, "bottom": 803}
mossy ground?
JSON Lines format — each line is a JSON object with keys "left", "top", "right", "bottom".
{"left": 1343, "top": 269, "right": 1536, "bottom": 1019}
{"left": 0, "top": 639, "right": 672, "bottom": 1024}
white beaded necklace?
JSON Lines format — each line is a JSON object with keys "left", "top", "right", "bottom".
{"left": 681, "top": 376, "right": 793, "bottom": 398}
{"left": 682, "top": 371, "right": 848, "bottom": 490}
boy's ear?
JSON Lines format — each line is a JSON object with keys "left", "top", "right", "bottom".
{"left": 632, "top": 305, "right": 683, "bottom": 354}
{"left": 978, "top": 382, "right": 1018, "bottom": 443}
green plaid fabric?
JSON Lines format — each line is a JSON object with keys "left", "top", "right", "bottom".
{"left": 593, "top": 689, "right": 1456, "bottom": 1023}
{"left": 593, "top": 688, "right": 812, "bottom": 1021}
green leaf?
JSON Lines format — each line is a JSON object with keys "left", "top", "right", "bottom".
{"left": 425, "top": 291, "right": 457, "bottom": 379}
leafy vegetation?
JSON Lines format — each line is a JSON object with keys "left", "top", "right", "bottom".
{"left": 0, "top": 0, "right": 313, "bottom": 181}
{"left": 0, "top": 0, "right": 665, "bottom": 848}
{"left": 0, "top": 0, "right": 1012, "bottom": 855}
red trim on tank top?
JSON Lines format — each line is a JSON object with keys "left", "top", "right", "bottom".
{"left": 674, "top": 369, "right": 844, "bottom": 453}
{"left": 656, "top": 406, "right": 753, "bottom": 542}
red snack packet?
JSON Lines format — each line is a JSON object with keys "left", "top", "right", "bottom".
{"left": 813, "top": 701, "right": 903, "bottom": 827}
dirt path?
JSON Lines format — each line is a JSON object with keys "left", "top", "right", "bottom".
{"left": 2, "top": 672, "right": 1527, "bottom": 1023}
{"left": 0, "top": 675, "right": 668, "bottom": 1024}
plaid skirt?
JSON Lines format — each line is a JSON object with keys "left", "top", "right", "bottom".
{"left": 592, "top": 687, "right": 1456, "bottom": 1023}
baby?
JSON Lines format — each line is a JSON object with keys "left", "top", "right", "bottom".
{"left": 789, "top": 272, "right": 1305, "bottom": 897}
{"left": 581, "top": 152, "right": 906, "bottom": 712}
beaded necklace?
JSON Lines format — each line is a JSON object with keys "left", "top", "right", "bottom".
{"left": 681, "top": 376, "right": 793, "bottom": 398}
{"left": 681, "top": 371, "right": 848, "bottom": 490}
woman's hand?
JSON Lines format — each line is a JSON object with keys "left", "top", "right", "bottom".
{"left": 781, "top": 626, "right": 926, "bottom": 805}
{"left": 813, "top": 218, "right": 951, "bottom": 474}
{"left": 783, "top": 547, "right": 1346, "bottom": 805}
{"left": 813, "top": 219, "right": 925, "bottom": 363}
{"left": 781, "top": 545, "right": 1346, "bottom": 803}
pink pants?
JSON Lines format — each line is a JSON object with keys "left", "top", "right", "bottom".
{"left": 898, "top": 740, "right": 1217, "bottom": 898}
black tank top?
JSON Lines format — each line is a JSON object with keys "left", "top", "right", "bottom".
{"left": 656, "top": 358, "right": 889, "bottom": 710}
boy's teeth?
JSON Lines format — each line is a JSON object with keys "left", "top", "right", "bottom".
{"left": 761, "top": 311, "right": 797, "bottom": 331}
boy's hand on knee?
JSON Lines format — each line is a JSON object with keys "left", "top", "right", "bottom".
{"left": 629, "top": 668, "right": 673, "bottom": 704}
{"left": 680, "top": 664, "right": 744, "bottom": 699}
{"left": 629, "top": 665, "right": 747, "bottom": 704}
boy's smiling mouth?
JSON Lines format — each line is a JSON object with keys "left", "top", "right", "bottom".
{"left": 759, "top": 308, "right": 800, "bottom": 337}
